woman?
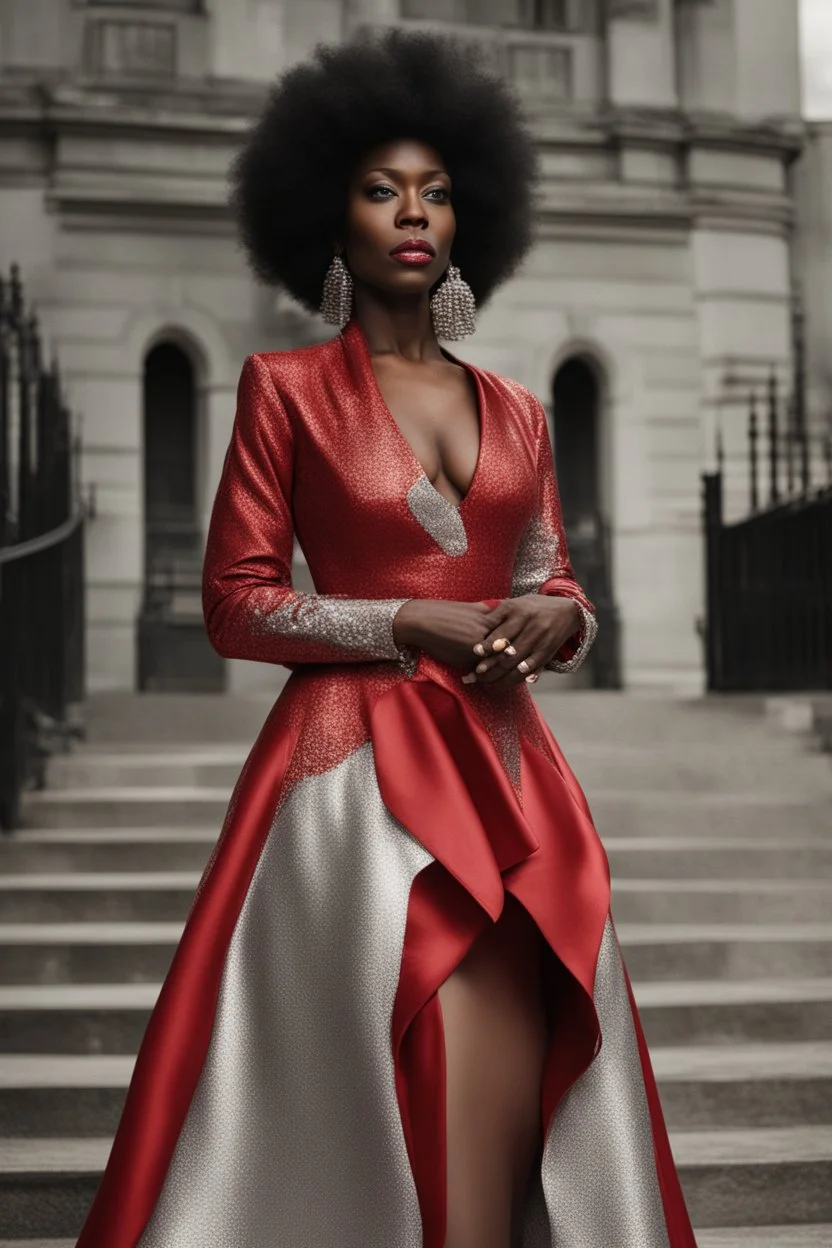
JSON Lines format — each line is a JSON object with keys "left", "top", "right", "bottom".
{"left": 75, "top": 29, "right": 698, "bottom": 1248}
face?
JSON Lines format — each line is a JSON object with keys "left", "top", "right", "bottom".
{"left": 340, "top": 137, "right": 455, "bottom": 301}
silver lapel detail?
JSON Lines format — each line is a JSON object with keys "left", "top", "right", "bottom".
{"left": 406, "top": 476, "right": 469, "bottom": 556}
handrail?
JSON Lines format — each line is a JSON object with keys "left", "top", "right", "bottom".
{"left": 0, "top": 510, "right": 84, "bottom": 567}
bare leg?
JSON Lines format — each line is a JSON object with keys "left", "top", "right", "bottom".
{"left": 437, "top": 892, "right": 550, "bottom": 1248}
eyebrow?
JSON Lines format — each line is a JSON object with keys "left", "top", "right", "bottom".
{"left": 364, "top": 167, "right": 450, "bottom": 180}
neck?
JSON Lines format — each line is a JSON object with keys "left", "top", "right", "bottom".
{"left": 351, "top": 287, "right": 445, "bottom": 364}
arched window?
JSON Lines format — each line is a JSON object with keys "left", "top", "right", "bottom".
{"left": 138, "top": 339, "right": 224, "bottom": 691}
{"left": 552, "top": 353, "right": 621, "bottom": 688}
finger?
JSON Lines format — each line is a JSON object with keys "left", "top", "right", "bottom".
{"left": 475, "top": 627, "right": 539, "bottom": 684}
{"left": 470, "top": 652, "right": 506, "bottom": 678}
{"left": 472, "top": 604, "right": 512, "bottom": 656}
{"left": 479, "top": 616, "right": 523, "bottom": 655}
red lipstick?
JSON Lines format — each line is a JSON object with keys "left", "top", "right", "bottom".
{"left": 390, "top": 239, "right": 435, "bottom": 265}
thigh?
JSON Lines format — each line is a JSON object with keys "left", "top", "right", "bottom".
{"left": 437, "top": 893, "right": 550, "bottom": 1248}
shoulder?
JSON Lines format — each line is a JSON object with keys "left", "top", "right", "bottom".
{"left": 234, "top": 334, "right": 344, "bottom": 430}
{"left": 245, "top": 332, "right": 342, "bottom": 385}
{"left": 466, "top": 362, "right": 547, "bottom": 434}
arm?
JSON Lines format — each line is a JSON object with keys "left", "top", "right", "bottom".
{"left": 202, "top": 354, "right": 413, "bottom": 671}
{"left": 510, "top": 394, "right": 598, "bottom": 673}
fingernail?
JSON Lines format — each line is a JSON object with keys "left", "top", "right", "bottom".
{"left": 525, "top": 673, "right": 537, "bottom": 683}
{"left": 492, "top": 638, "right": 507, "bottom": 652}
{"left": 473, "top": 643, "right": 485, "bottom": 656}
{"left": 505, "top": 645, "right": 516, "bottom": 656}
{"left": 475, "top": 662, "right": 488, "bottom": 674}
{"left": 462, "top": 673, "right": 477, "bottom": 684}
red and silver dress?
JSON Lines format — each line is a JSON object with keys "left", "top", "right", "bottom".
{"left": 75, "top": 315, "right": 698, "bottom": 1248}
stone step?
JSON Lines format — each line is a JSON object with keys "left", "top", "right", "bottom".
{"left": 4, "top": 919, "right": 832, "bottom": 986}
{"left": 696, "top": 1228, "right": 832, "bottom": 1246}
{"left": 610, "top": 879, "right": 832, "bottom": 925}
{"left": 619, "top": 923, "right": 832, "bottom": 982}
{"left": 44, "top": 737, "right": 831, "bottom": 796}
{"left": 4, "top": 827, "right": 832, "bottom": 880}
{"left": 0, "top": 921, "right": 183, "bottom": 985}
{"left": 651, "top": 1041, "right": 832, "bottom": 1128}
{"left": 0, "top": 873, "right": 199, "bottom": 922}
{"left": 46, "top": 748, "right": 246, "bottom": 791}
{"left": 672, "top": 1125, "right": 832, "bottom": 1227}
{"left": 19, "top": 782, "right": 832, "bottom": 838}
{"left": 2, "top": 977, "right": 832, "bottom": 1053}
{"left": 2, "top": 1126, "right": 832, "bottom": 1237}
{"left": 589, "top": 795, "right": 832, "bottom": 840}
{"left": 4, "top": 828, "right": 832, "bottom": 879}
{"left": 0, "top": 828, "right": 217, "bottom": 875}
{"left": 2, "top": 1038, "right": 831, "bottom": 1135}
{"left": 20, "top": 788, "right": 230, "bottom": 829}
{"left": 3, "top": 872, "right": 832, "bottom": 923}
{"left": 0, "top": 1137, "right": 105, "bottom": 1240}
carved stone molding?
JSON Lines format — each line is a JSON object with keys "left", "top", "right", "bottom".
{"left": 608, "top": 0, "right": 660, "bottom": 19}
{"left": 84, "top": 19, "right": 177, "bottom": 77}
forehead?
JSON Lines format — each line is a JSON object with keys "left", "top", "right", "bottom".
{"left": 353, "top": 137, "right": 449, "bottom": 177}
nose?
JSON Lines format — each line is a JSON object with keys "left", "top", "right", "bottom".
{"left": 395, "top": 189, "right": 429, "bottom": 230}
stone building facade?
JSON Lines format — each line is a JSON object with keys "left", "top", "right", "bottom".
{"left": 0, "top": 0, "right": 805, "bottom": 694}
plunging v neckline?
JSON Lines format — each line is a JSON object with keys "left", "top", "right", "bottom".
{"left": 343, "top": 315, "right": 486, "bottom": 514}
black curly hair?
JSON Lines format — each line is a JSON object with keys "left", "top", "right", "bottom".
{"left": 229, "top": 27, "right": 539, "bottom": 314}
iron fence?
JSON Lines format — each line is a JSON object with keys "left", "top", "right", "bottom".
{"left": 702, "top": 369, "right": 832, "bottom": 692}
{"left": 0, "top": 265, "right": 91, "bottom": 830}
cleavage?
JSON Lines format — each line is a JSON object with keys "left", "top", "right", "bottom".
{"left": 373, "top": 359, "right": 481, "bottom": 506}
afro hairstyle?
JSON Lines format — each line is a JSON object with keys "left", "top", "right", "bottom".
{"left": 229, "top": 27, "right": 540, "bottom": 314}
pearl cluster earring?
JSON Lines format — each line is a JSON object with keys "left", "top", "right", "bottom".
{"left": 429, "top": 263, "right": 476, "bottom": 341}
{"left": 319, "top": 253, "right": 354, "bottom": 327}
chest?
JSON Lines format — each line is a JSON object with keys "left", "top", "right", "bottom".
{"left": 285, "top": 350, "right": 538, "bottom": 571}
{"left": 370, "top": 356, "right": 481, "bottom": 508}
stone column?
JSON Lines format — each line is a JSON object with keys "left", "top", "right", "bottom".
{"left": 211, "top": 0, "right": 285, "bottom": 81}
{"left": 606, "top": 0, "right": 677, "bottom": 110}
{"left": 676, "top": 0, "right": 801, "bottom": 121}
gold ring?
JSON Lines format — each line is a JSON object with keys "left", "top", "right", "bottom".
{"left": 517, "top": 659, "right": 531, "bottom": 675}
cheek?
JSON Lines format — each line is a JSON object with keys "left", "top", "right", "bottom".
{"left": 345, "top": 204, "right": 390, "bottom": 259}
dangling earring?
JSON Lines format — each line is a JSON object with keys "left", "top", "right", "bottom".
{"left": 320, "top": 251, "right": 353, "bottom": 328}
{"left": 430, "top": 263, "right": 476, "bottom": 341}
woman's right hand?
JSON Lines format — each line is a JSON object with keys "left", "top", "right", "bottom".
{"left": 392, "top": 599, "right": 495, "bottom": 668}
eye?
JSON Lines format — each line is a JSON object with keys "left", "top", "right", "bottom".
{"left": 366, "top": 183, "right": 396, "bottom": 200}
{"left": 424, "top": 186, "right": 451, "bottom": 203}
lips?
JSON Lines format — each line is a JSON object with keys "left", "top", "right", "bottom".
{"left": 390, "top": 239, "right": 436, "bottom": 264}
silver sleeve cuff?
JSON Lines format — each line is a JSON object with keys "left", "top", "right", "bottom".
{"left": 544, "top": 598, "right": 599, "bottom": 674}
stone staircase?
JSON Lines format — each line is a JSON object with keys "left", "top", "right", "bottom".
{"left": 0, "top": 688, "right": 831, "bottom": 1246}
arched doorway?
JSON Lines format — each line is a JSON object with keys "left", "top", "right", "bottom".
{"left": 138, "top": 341, "right": 224, "bottom": 692}
{"left": 552, "top": 356, "right": 621, "bottom": 688}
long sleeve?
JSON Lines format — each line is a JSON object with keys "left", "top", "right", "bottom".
{"left": 510, "top": 393, "right": 598, "bottom": 673}
{"left": 202, "top": 354, "right": 412, "bottom": 671}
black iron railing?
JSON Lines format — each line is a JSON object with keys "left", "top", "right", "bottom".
{"left": 703, "top": 368, "right": 832, "bottom": 692}
{"left": 0, "top": 265, "right": 92, "bottom": 830}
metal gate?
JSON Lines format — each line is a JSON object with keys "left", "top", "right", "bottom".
{"left": 702, "top": 371, "right": 832, "bottom": 692}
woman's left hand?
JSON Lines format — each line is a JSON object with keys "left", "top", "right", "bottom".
{"left": 463, "top": 595, "right": 581, "bottom": 687}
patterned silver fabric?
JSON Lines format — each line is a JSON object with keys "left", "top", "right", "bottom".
{"left": 537, "top": 912, "right": 671, "bottom": 1247}
{"left": 544, "top": 598, "right": 600, "bottom": 675}
{"left": 406, "top": 475, "right": 469, "bottom": 555}
{"left": 511, "top": 513, "right": 561, "bottom": 599}
{"left": 136, "top": 741, "right": 432, "bottom": 1248}
{"left": 250, "top": 591, "right": 412, "bottom": 663}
